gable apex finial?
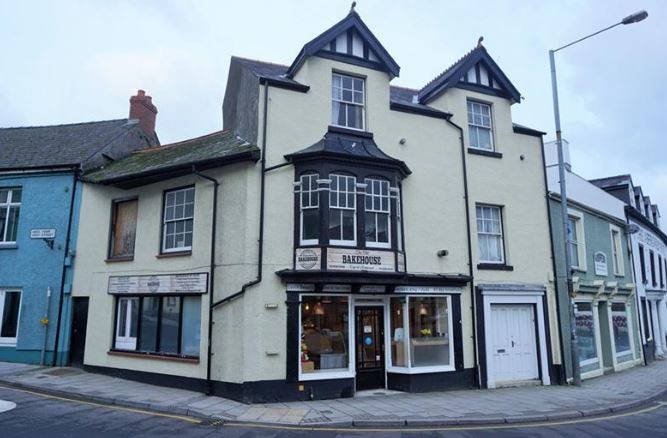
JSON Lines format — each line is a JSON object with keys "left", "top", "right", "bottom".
{"left": 477, "top": 36, "right": 484, "bottom": 48}
{"left": 351, "top": 1, "right": 357, "bottom": 12}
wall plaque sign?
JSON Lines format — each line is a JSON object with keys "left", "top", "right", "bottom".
{"left": 327, "top": 248, "right": 395, "bottom": 272}
{"left": 108, "top": 273, "right": 208, "bottom": 295}
{"left": 295, "top": 248, "right": 321, "bottom": 271}
{"left": 30, "top": 228, "right": 56, "bottom": 239}
{"left": 594, "top": 252, "right": 608, "bottom": 276}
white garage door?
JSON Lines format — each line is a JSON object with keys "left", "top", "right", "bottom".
{"left": 490, "top": 304, "right": 539, "bottom": 384}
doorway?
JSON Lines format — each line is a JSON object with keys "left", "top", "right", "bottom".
{"left": 355, "top": 306, "right": 385, "bottom": 390}
{"left": 489, "top": 304, "right": 539, "bottom": 384}
{"left": 69, "top": 297, "right": 89, "bottom": 367}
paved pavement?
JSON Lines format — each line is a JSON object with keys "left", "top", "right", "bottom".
{"left": 0, "top": 360, "right": 666, "bottom": 428}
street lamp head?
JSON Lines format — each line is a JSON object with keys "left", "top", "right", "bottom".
{"left": 622, "top": 10, "right": 648, "bottom": 25}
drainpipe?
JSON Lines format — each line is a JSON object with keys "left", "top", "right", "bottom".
{"left": 191, "top": 167, "right": 220, "bottom": 395}
{"left": 205, "top": 82, "right": 269, "bottom": 393}
{"left": 444, "top": 118, "right": 479, "bottom": 387}
{"left": 51, "top": 168, "right": 79, "bottom": 367}
{"left": 40, "top": 286, "right": 52, "bottom": 365}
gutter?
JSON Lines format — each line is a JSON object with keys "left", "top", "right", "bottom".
{"left": 51, "top": 167, "right": 80, "bottom": 366}
{"left": 191, "top": 166, "right": 221, "bottom": 396}
{"left": 443, "top": 118, "right": 479, "bottom": 387}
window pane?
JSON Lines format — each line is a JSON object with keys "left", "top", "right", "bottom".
{"left": 328, "top": 209, "right": 341, "bottom": 240}
{"left": 477, "top": 128, "right": 492, "bottom": 150}
{"left": 0, "top": 291, "right": 21, "bottom": 338}
{"left": 342, "top": 209, "right": 355, "bottom": 241}
{"left": 139, "top": 297, "right": 159, "bottom": 352}
{"left": 118, "top": 299, "right": 128, "bottom": 337}
{"left": 159, "top": 297, "right": 180, "bottom": 354}
{"left": 185, "top": 188, "right": 195, "bottom": 203}
{"left": 6, "top": 206, "right": 19, "bottom": 242}
{"left": 0, "top": 190, "right": 7, "bottom": 204}
{"left": 365, "top": 212, "right": 376, "bottom": 242}
{"left": 377, "top": 213, "right": 389, "bottom": 243}
{"left": 612, "top": 303, "right": 631, "bottom": 354}
{"left": 181, "top": 297, "right": 201, "bottom": 357}
{"left": 303, "top": 209, "right": 319, "bottom": 241}
{"left": 409, "top": 297, "right": 450, "bottom": 367}
{"left": 111, "top": 200, "right": 137, "bottom": 257}
{"left": 301, "top": 296, "right": 349, "bottom": 373}
{"left": 575, "top": 303, "right": 597, "bottom": 362}
{"left": 390, "top": 297, "right": 407, "bottom": 366}
{"left": 348, "top": 105, "right": 363, "bottom": 129}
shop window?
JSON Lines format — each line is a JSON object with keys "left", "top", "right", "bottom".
{"left": 476, "top": 205, "right": 505, "bottom": 263}
{"left": 575, "top": 302, "right": 597, "bottom": 365}
{"left": 162, "top": 187, "right": 195, "bottom": 253}
{"left": 300, "top": 296, "right": 350, "bottom": 375}
{"left": 390, "top": 296, "right": 453, "bottom": 370}
{"left": 328, "top": 174, "right": 356, "bottom": 246}
{"left": 610, "top": 226, "right": 624, "bottom": 276}
{"left": 467, "top": 100, "right": 494, "bottom": 151}
{"left": 0, "top": 290, "right": 21, "bottom": 345}
{"left": 0, "top": 188, "right": 21, "bottom": 244}
{"left": 332, "top": 73, "right": 365, "bottom": 130}
{"left": 299, "top": 173, "right": 319, "bottom": 245}
{"left": 114, "top": 295, "right": 201, "bottom": 358}
{"left": 364, "top": 178, "right": 390, "bottom": 248}
{"left": 109, "top": 198, "right": 138, "bottom": 259}
{"left": 611, "top": 302, "right": 632, "bottom": 356}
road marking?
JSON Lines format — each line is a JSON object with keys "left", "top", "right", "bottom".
{"left": 222, "top": 401, "right": 667, "bottom": 433}
{"left": 0, "top": 399, "right": 17, "bottom": 413}
{"left": 0, "top": 385, "right": 201, "bottom": 424}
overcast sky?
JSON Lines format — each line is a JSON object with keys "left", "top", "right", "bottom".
{"left": 1, "top": 0, "right": 665, "bottom": 210}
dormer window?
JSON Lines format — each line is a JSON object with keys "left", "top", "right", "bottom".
{"left": 467, "top": 101, "right": 494, "bottom": 151}
{"left": 332, "top": 73, "right": 365, "bottom": 130}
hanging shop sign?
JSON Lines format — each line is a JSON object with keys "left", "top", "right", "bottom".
{"left": 327, "top": 248, "right": 395, "bottom": 272}
{"left": 108, "top": 273, "right": 208, "bottom": 295}
{"left": 394, "top": 286, "right": 462, "bottom": 294}
{"left": 295, "top": 248, "right": 322, "bottom": 271}
{"left": 594, "top": 252, "right": 608, "bottom": 276}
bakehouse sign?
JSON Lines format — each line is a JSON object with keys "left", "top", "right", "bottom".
{"left": 108, "top": 273, "right": 208, "bottom": 295}
{"left": 295, "top": 247, "right": 395, "bottom": 272}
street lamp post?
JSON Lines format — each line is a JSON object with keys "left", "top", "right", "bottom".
{"left": 549, "top": 10, "right": 648, "bottom": 386}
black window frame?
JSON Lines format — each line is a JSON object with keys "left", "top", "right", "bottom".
{"left": 107, "top": 196, "right": 139, "bottom": 261}
{"left": 111, "top": 294, "right": 200, "bottom": 359}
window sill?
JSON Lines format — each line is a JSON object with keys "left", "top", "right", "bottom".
{"left": 0, "top": 244, "right": 18, "bottom": 250}
{"left": 156, "top": 250, "right": 192, "bottom": 259}
{"left": 108, "top": 350, "right": 199, "bottom": 363}
{"left": 477, "top": 263, "right": 514, "bottom": 271}
{"left": 328, "top": 125, "right": 373, "bottom": 138}
{"left": 105, "top": 256, "right": 134, "bottom": 263}
{"left": 468, "top": 148, "right": 502, "bottom": 159}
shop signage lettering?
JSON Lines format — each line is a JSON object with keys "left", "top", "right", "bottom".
{"left": 295, "top": 248, "right": 321, "bottom": 271}
{"left": 286, "top": 283, "right": 316, "bottom": 292}
{"left": 394, "top": 286, "right": 462, "bottom": 294}
{"left": 594, "top": 252, "right": 608, "bottom": 276}
{"left": 327, "top": 248, "right": 395, "bottom": 272}
{"left": 359, "top": 285, "right": 386, "bottom": 293}
{"left": 108, "top": 273, "right": 208, "bottom": 295}
{"left": 322, "top": 284, "right": 352, "bottom": 293}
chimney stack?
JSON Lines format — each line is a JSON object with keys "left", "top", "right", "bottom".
{"left": 129, "top": 89, "right": 158, "bottom": 135}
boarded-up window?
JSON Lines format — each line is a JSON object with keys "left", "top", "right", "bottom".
{"left": 110, "top": 199, "right": 138, "bottom": 258}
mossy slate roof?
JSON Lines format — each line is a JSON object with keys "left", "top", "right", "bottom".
{"left": 85, "top": 130, "right": 259, "bottom": 188}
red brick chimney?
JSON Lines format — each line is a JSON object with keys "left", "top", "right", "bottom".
{"left": 129, "top": 90, "right": 158, "bottom": 135}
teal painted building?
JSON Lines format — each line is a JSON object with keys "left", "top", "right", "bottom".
{"left": 0, "top": 91, "right": 158, "bottom": 365}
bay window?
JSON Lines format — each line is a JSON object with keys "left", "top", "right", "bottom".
{"left": 364, "top": 178, "right": 390, "bottom": 248}
{"left": 299, "top": 174, "right": 319, "bottom": 245}
{"left": 0, "top": 289, "right": 21, "bottom": 345}
{"left": 0, "top": 188, "right": 21, "bottom": 244}
{"left": 300, "top": 295, "right": 350, "bottom": 376}
{"left": 329, "top": 174, "right": 356, "bottom": 245}
{"left": 113, "top": 295, "right": 201, "bottom": 358}
{"left": 390, "top": 296, "right": 453, "bottom": 371}
{"left": 332, "top": 73, "right": 365, "bottom": 130}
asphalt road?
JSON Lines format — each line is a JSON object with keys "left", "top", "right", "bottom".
{"left": 1, "top": 385, "right": 666, "bottom": 437}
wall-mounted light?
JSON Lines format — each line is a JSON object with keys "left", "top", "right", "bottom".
{"left": 399, "top": 138, "right": 407, "bottom": 145}
{"left": 520, "top": 154, "right": 525, "bottom": 161}
{"left": 437, "top": 249, "right": 449, "bottom": 257}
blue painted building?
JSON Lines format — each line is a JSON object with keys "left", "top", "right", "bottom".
{"left": 0, "top": 90, "right": 158, "bottom": 365}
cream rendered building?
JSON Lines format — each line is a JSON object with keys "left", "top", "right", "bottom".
{"left": 71, "top": 9, "right": 560, "bottom": 402}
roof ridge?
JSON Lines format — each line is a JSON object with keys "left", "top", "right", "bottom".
{"left": 0, "top": 118, "right": 128, "bottom": 131}
{"left": 136, "top": 129, "right": 233, "bottom": 154}
{"left": 390, "top": 85, "right": 419, "bottom": 92}
{"left": 232, "top": 55, "right": 290, "bottom": 69}
{"left": 420, "top": 46, "right": 480, "bottom": 93}
{"left": 589, "top": 174, "right": 632, "bottom": 182}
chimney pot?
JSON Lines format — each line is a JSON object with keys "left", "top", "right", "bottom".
{"left": 129, "top": 89, "right": 158, "bottom": 136}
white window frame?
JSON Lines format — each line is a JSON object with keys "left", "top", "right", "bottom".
{"left": 394, "top": 187, "right": 403, "bottom": 252}
{"left": 467, "top": 100, "right": 494, "bottom": 151}
{"left": 162, "top": 187, "right": 195, "bottom": 253}
{"left": 476, "top": 204, "right": 505, "bottom": 264}
{"left": 610, "top": 224, "right": 624, "bottom": 276}
{"left": 609, "top": 300, "right": 635, "bottom": 359}
{"left": 386, "top": 294, "right": 456, "bottom": 374}
{"left": 364, "top": 178, "right": 391, "bottom": 249}
{"left": 298, "top": 173, "right": 320, "bottom": 246}
{"left": 332, "top": 73, "right": 365, "bottom": 131}
{"left": 0, "top": 289, "right": 21, "bottom": 346}
{"left": 574, "top": 300, "right": 600, "bottom": 367}
{"left": 114, "top": 297, "right": 137, "bottom": 350}
{"left": 298, "top": 293, "right": 354, "bottom": 381}
{"left": 0, "top": 187, "right": 21, "bottom": 245}
{"left": 567, "top": 209, "right": 587, "bottom": 271}
{"left": 328, "top": 174, "right": 357, "bottom": 246}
